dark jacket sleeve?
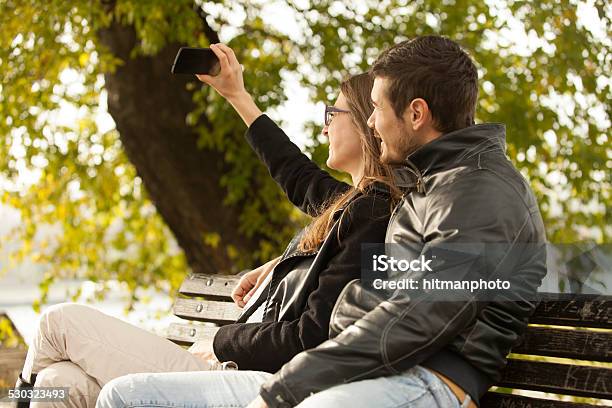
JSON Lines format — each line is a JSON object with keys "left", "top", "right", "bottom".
{"left": 212, "top": 193, "right": 391, "bottom": 373}
{"left": 246, "top": 114, "right": 351, "bottom": 216}
{"left": 258, "top": 173, "right": 547, "bottom": 407}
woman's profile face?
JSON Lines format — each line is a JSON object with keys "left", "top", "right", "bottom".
{"left": 323, "top": 92, "right": 363, "bottom": 177}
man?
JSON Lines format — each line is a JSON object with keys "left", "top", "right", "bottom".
{"left": 254, "top": 35, "right": 547, "bottom": 407}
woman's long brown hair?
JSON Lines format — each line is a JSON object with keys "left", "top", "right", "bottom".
{"left": 298, "top": 73, "right": 401, "bottom": 252}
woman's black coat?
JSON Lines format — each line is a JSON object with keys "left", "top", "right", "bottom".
{"left": 212, "top": 114, "right": 392, "bottom": 373}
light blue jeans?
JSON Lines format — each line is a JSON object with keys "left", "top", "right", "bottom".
{"left": 95, "top": 365, "right": 468, "bottom": 408}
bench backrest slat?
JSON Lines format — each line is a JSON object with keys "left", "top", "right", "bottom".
{"left": 480, "top": 392, "right": 599, "bottom": 407}
{"left": 497, "top": 359, "right": 612, "bottom": 400}
{"left": 511, "top": 326, "right": 612, "bottom": 362}
{"left": 529, "top": 294, "right": 612, "bottom": 328}
{"left": 166, "top": 323, "right": 219, "bottom": 346}
{"left": 178, "top": 274, "right": 238, "bottom": 299}
{"left": 173, "top": 298, "right": 242, "bottom": 325}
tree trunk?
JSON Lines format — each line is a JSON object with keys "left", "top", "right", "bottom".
{"left": 97, "top": 23, "right": 254, "bottom": 275}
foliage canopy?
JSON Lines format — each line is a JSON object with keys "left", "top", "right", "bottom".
{"left": 0, "top": 0, "right": 609, "bottom": 310}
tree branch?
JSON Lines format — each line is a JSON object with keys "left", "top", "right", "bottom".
{"left": 193, "top": 3, "right": 220, "bottom": 44}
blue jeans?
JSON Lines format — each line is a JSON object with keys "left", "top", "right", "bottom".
{"left": 95, "top": 365, "right": 465, "bottom": 408}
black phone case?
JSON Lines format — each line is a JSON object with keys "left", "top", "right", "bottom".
{"left": 171, "top": 47, "right": 220, "bottom": 75}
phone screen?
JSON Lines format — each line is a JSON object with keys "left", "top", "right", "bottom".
{"left": 171, "top": 47, "right": 220, "bottom": 75}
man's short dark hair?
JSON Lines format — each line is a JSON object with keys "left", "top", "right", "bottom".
{"left": 370, "top": 35, "right": 478, "bottom": 133}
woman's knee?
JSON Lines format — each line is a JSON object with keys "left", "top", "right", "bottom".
{"left": 35, "top": 361, "right": 101, "bottom": 400}
{"left": 39, "top": 302, "right": 84, "bottom": 330}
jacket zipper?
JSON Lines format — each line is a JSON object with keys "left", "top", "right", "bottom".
{"left": 404, "top": 158, "right": 425, "bottom": 194}
{"left": 386, "top": 195, "right": 405, "bottom": 242}
{"left": 385, "top": 159, "right": 424, "bottom": 242}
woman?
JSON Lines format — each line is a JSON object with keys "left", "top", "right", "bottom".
{"left": 16, "top": 43, "right": 399, "bottom": 408}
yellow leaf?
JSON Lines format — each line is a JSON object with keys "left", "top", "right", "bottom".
{"left": 79, "top": 53, "right": 89, "bottom": 67}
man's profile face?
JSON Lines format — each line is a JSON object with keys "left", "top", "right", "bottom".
{"left": 367, "top": 77, "right": 414, "bottom": 164}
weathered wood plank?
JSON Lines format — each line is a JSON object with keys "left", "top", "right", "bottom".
{"left": 0, "top": 348, "right": 26, "bottom": 367}
{"left": 481, "top": 392, "right": 600, "bottom": 408}
{"left": 166, "top": 323, "right": 219, "bottom": 346}
{"left": 513, "top": 326, "right": 612, "bottom": 362}
{"left": 173, "top": 298, "right": 241, "bottom": 324}
{"left": 497, "top": 359, "right": 612, "bottom": 399}
{"left": 531, "top": 294, "right": 612, "bottom": 328}
{"left": 178, "top": 274, "right": 239, "bottom": 299}
{"left": 176, "top": 282, "right": 612, "bottom": 329}
{"left": 0, "top": 348, "right": 27, "bottom": 388}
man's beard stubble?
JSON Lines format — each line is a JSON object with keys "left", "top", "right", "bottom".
{"left": 375, "top": 122, "right": 419, "bottom": 164}
{"left": 397, "top": 121, "right": 420, "bottom": 161}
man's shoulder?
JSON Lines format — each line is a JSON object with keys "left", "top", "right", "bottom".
{"left": 415, "top": 166, "right": 540, "bottom": 229}
{"left": 430, "top": 159, "right": 533, "bottom": 201}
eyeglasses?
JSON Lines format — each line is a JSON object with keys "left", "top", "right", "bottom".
{"left": 325, "top": 105, "right": 350, "bottom": 126}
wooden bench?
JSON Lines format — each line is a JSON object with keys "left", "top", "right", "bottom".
{"left": 167, "top": 274, "right": 612, "bottom": 407}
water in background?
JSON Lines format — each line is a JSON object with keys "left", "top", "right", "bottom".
{"left": 0, "top": 268, "right": 184, "bottom": 345}
{"left": 0, "top": 204, "right": 185, "bottom": 345}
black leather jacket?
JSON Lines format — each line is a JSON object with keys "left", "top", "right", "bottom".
{"left": 260, "top": 123, "right": 548, "bottom": 407}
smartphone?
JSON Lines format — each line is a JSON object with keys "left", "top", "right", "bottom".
{"left": 171, "top": 47, "right": 221, "bottom": 75}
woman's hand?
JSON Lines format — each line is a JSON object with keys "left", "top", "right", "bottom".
{"left": 196, "top": 43, "right": 246, "bottom": 101}
{"left": 196, "top": 43, "right": 263, "bottom": 127}
{"left": 232, "top": 256, "right": 281, "bottom": 308}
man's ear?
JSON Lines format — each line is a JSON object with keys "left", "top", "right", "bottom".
{"left": 403, "top": 98, "right": 430, "bottom": 131}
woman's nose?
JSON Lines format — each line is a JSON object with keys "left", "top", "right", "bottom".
{"left": 367, "top": 111, "right": 375, "bottom": 129}
{"left": 322, "top": 125, "right": 329, "bottom": 137}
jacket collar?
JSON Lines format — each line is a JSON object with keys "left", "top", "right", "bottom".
{"left": 392, "top": 123, "right": 507, "bottom": 193}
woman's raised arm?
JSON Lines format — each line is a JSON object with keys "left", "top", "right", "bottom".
{"left": 196, "top": 43, "right": 262, "bottom": 127}
{"left": 197, "top": 43, "right": 350, "bottom": 214}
